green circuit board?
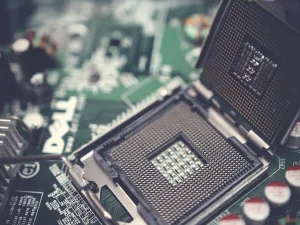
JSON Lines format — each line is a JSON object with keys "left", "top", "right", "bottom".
{"left": 0, "top": 0, "right": 299, "bottom": 225}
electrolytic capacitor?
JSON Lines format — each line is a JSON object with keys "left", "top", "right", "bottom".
{"left": 10, "top": 33, "right": 56, "bottom": 82}
{"left": 285, "top": 120, "right": 300, "bottom": 150}
{"left": 10, "top": 37, "right": 34, "bottom": 81}
{"left": 285, "top": 165, "right": 300, "bottom": 200}
{"left": 264, "top": 181, "right": 291, "bottom": 217}
{"left": 242, "top": 197, "right": 270, "bottom": 225}
{"left": 219, "top": 214, "right": 246, "bottom": 225}
{"left": 11, "top": 37, "right": 32, "bottom": 55}
{"left": 23, "top": 112, "right": 44, "bottom": 145}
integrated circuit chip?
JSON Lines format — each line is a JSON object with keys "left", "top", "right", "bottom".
{"left": 98, "top": 93, "right": 264, "bottom": 225}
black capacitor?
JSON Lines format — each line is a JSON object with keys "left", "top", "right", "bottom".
{"left": 0, "top": 51, "right": 17, "bottom": 107}
{"left": 285, "top": 165, "right": 300, "bottom": 201}
{"left": 23, "top": 112, "right": 44, "bottom": 145}
{"left": 10, "top": 37, "right": 35, "bottom": 81}
{"left": 10, "top": 34, "right": 56, "bottom": 82}
{"left": 264, "top": 181, "right": 291, "bottom": 218}
{"left": 18, "top": 72, "right": 53, "bottom": 105}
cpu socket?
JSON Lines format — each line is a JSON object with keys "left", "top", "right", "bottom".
{"left": 91, "top": 92, "right": 265, "bottom": 225}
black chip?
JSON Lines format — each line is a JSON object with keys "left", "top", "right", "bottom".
{"left": 97, "top": 93, "right": 263, "bottom": 225}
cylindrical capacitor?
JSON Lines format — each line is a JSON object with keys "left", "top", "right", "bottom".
{"left": 10, "top": 37, "right": 34, "bottom": 81}
{"left": 264, "top": 181, "right": 291, "bottom": 217}
{"left": 23, "top": 112, "right": 44, "bottom": 145}
{"left": 285, "top": 165, "right": 300, "bottom": 200}
{"left": 10, "top": 33, "right": 56, "bottom": 83}
{"left": 11, "top": 38, "right": 32, "bottom": 55}
{"left": 219, "top": 214, "right": 246, "bottom": 225}
{"left": 285, "top": 120, "right": 300, "bottom": 150}
{"left": 243, "top": 197, "right": 270, "bottom": 225}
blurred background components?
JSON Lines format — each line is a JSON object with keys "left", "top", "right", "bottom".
{"left": 10, "top": 32, "right": 57, "bottom": 82}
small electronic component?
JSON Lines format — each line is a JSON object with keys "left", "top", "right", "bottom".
{"left": 242, "top": 198, "right": 270, "bottom": 225}
{"left": 9, "top": 31, "right": 56, "bottom": 82}
{"left": 23, "top": 112, "right": 44, "bottom": 145}
{"left": 286, "top": 120, "right": 300, "bottom": 150}
{"left": 285, "top": 166, "right": 300, "bottom": 200}
{"left": 183, "top": 14, "right": 211, "bottom": 45}
{"left": 264, "top": 181, "right": 291, "bottom": 217}
{"left": 8, "top": 32, "right": 56, "bottom": 106}
{"left": 219, "top": 214, "right": 246, "bottom": 225}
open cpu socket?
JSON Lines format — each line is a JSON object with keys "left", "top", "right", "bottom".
{"left": 68, "top": 0, "right": 300, "bottom": 224}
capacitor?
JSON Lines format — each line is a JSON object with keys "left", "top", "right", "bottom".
{"left": 10, "top": 32, "right": 56, "bottom": 82}
{"left": 183, "top": 14, "right": 211, "bottom": 45}
{"left": 18, "top": 73, "right": 53, "bottom": 105}
{"left": 285, "top": 120, "right": 300, "bottom": 150}
{"left": 10, "top": 37, "right": 34, "bottom": 81}
{"left": 23, "top": 112, "right": 44, "bottom": 145}
{"left": 242, "top": 197, "right": 270, "bottom": 225}
{"left": 11, "top": 37, "right": 32, "bottom": 55}
{"left": 285, "top": 165, "right": 300, "bottom": 200}
{"left": 264, "top": 181, "right": 291, "bottom": 217}
{"left": 219, "top": 214, "right": 246, "bottom": 225}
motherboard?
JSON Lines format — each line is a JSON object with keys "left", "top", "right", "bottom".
{"left": 0, "top": 0, "right": 299, "bottom": 225}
